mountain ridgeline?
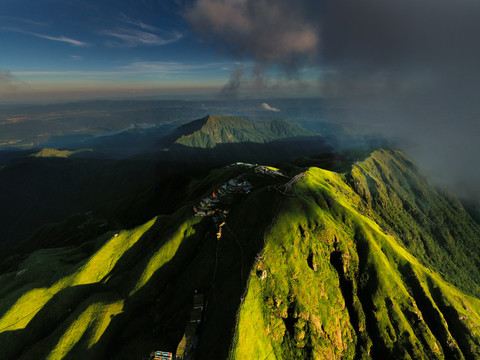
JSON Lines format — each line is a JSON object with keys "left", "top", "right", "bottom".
{"left": 174, "top": 115, "right": 312, "bottom": 148}
{"left": 0, "top": 116, "right": 325, "bottom": 252}
{"left": 1, "top": 149, "right": 480, "bottom": 359}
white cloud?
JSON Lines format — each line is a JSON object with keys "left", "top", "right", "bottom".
{"left": 36, "top": 34, "right": 87, "bottom": 46}
{"left": 262, "top": 102, "right": 280, "bottom": 112}
{"left": 1, "top": 27, "right": 88, "bottom": 46}
{"left": 118, "top": 14, "right": 161, "bottom": 33}
{"left": 102, "top": 16, "right": 183, "bottom": 48}
{"left": 102, "top": 28, "right": 183, "bottom": 47}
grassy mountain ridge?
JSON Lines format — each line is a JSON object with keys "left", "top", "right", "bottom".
{"left": 231, "top": 153, "right": 480, "bottom": 359}
{"left": 175, "top": 115, "right": 312, "bottom": 148}
{"left": 348, "top": 150, "right": 480, "bottom": 297}
{"left": 0, "top": 150, "right": 480, "bottom": 359}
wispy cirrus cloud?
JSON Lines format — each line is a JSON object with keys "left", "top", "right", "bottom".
{"left": 102, "top": 16, "right": 183, "bottom": 47}
{"left": 33, "top": 33, "right": 88, "bottom": 46}
{"left": 1, "top": 27, "right": 88, "bottom": 46}
{"left": 102, "top": 28, "right": 182, "bottom": 47}
{"left": 118, "top": 13, "right": 161, "bottom": 33}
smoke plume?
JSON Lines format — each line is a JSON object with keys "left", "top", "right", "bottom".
{"left": 220, "top": 64, "right": 244, "bottom": 98}
{"left": 0, "top": 70, "right": 20, "bottom": 94}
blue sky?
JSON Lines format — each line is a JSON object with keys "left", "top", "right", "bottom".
{"left": 0, "top": 0, "right": 320, "bottom": 103}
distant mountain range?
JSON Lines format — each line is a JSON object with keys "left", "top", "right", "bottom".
{"left": 0, "top": 116, "right": 329, "bottom": 252}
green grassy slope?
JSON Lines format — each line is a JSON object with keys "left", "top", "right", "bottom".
{"left": 0, "top": 163, "right": 290, "bottom": 360}
{"left": 30, "top": 148, "right": 92, "bottom": 158}
{"left": 175, "top": 115, "right": 312, "bottom": 148}
{"left": 348, "top": 149, "right": 480, "bottom": 297}
{"left": 1, "top": 150, "right": 480, "bottom": 359}
{"left": 230, "top": 157, "right": 480, "bottom": 359}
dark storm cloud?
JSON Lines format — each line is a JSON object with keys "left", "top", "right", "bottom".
{"left": 185, "top": 0, "right": 321, "bottom": 72}
{"left": 186, "top": 0, "right": 480, "bottom": 201}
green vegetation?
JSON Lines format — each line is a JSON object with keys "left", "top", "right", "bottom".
{"left": 46, "top": 299, "right": 124, "bottom": 360}
{"left": 0, "top": 218, "right": 155, "bottom": 333}
{"left": 229, "top": 152, "right": 480, "bottom": 359}
{"left": 1, "top": 149, "right": 480, "bottom": 359}
{"left": 130, "top": 217, "right": 201, "bottom": 295}
{"left": 30, "top": 148, "right": 92, "bottom": 158}
{"left": 175, "top": 115, "right": 312, "bottom": 148}
{"left": 349, "top": 149, "right": 480, "bottom": 297}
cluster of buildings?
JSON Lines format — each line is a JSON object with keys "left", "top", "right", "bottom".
{"left": 193, "top": 177, "right": 252, "bottom": 238}
{"left": 194, "top": 178, "right": 253, "bottom": 216}
{"left": 149, "top": 351, "right": 173, "bottom": 360}
{"left": 193, "top": 162, "right": 287, "bottom": 239}
{"left": 193, "top": 178, "right": 252, "bottom": 227}
{"left": 193, "top": 163, "right": 287, "bottom": 220}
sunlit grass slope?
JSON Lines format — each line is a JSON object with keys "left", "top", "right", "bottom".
{"left": 30, "top": 148, "right": 92, "bottom": 158}
{"left": 0, "top": 218, "right": 155, "bottom": 332}
{"left": 0, "top": 217, "right": 160, "bottom": 359}
{"left": 349, "top": 149, "right": 480, "bottom": 297}
{"left": 230, "top": 152, "right": 480, "bottom": 359}
{"left": 0, "top": 189, "right": 211, "bottom": 360}
{"left": 46, "top": 299, "right": 124, "bottom": 360}
{"left": 130, "top": 216, "right": 201, "bottom": 295}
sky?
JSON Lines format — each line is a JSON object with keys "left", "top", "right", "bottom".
{"left": 0, "top": 0, "right": 319, "bottom": 103}
{"left": 1, "top": 0, "right": 479, "bottom": 200}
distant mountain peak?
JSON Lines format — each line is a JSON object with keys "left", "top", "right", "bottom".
{"left": 173, "top": 115, "right": 312, "bottom": 149}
